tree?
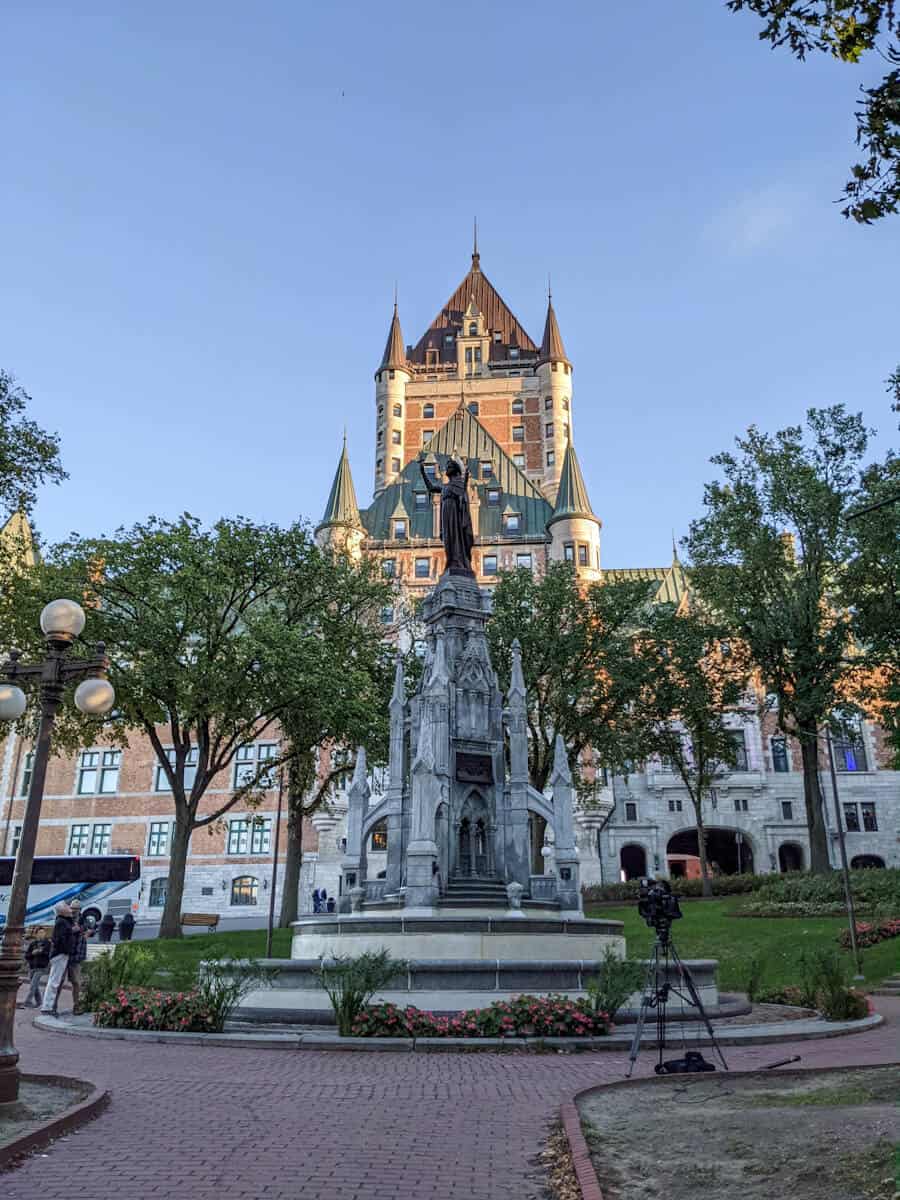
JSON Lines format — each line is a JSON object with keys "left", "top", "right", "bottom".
{"left": 0, "top": 370, "right": 66, "bottom": 515}
{"left": 727, "top": 2, "right": 900, "bottom": 221}
{"left": 486, "top": 563, "right": 652, "bottom": 793}
{"left": 0, "top": 514, "right": 392, "bottom": 937}
{"left": 687, "top": 406, "right": 871, "bottom": 872}
{"left": 633, "top": 604, "right": 752, "bottom": 896}
{"left": 843, "top": 447, "right": 900, "bottom": 763}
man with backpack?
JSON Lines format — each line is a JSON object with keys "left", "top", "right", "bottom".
{"left": 22, "top": 926, "right": 51, "bottom": 1008}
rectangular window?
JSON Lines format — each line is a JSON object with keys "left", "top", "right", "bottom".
{"left": 545, "top": 397, "right": 552, "bottom": 411}
{"left": 834, "top": 729, "right": 868, "bottom": 772}
{"left": 391, "top": 430, "right": 401, "bottom": 445}
{"left": 493, "top": 331, "right": 501, "bottom": 343}
{"left": 414, "top": 491, "right": 427, "bottom": 508}
{"left": 20, "top": 751, "right": 34, "bottom": 797}
{"left": 99, "top": 750, "right": 121, "bottom": 793}
{"left": 668, "top": 798, "right": 682, "bottom": 813}
{"left": 414, "top": 557, "right": 430, "bottom": 578}
{"left": 512, "top": 426, "right": 524, "bottom": 442}
{"left": 482, "top": 554, "right": 498, "bottom": 576}
{"left": 77, "top": 750, "right": 100, "bottom": 795}
{"left": 564, "top": 543, "right": 574, "bottom": 563}
{"left": 233, "top": 743, "right": 277, "bottom": 789}
{"left": 545, "top": 423, "right": 554, "bottom": 438}
{"left": 480, "top": 460, "right": 492, "bottom": 477}
{"left": 781, "top": 801, "right": 793, "bottom": 821}
{"left": 422, "top": 430, "right": 434, "bottom": 445}
{"left": 861, "top": 802, "right": 878, "bottom": 832}
{"left": 733, "top": 795, "right": 749, "bottom": 812}
{"left": 577, "top": 544, "right": 588, "bottom": 566}
{"left": 149, "top": 878, "right": 167, "bottom": 907}
{"left": 227, "top": 819, "right": 250, "bottom": 856}
{"left": 509, "top": 347, "right": 519, "bottom": 359}
{"left": 728, "top": 730, "right": 749, "bottom": 772}
{"left": 10, "top": 825, "right": 22, "bottom": 854}
{"left": 392, "top": 404, "right": 402, "bottom": 417}
{"left": 505, "top": 514, "right": 520, "bottom": 533}
{"left": 391, "top": 457, "right": 401, "bottom": 474}
{"left": 843, "top": 803, "right": 860, "bottom": 832}
{"left": 624, "top": 801, "right": 637, "bottom": 822}
{"left": 91, "top": 823, "right": 111, "bottom": 855}
{"left": 486, "top": 489, "right": 500, "bottom": 506}
{"left": 155, "top": 747, "right": 199, "bottom": 792}
{"left": 511, "top": 399, "right": 523, "bottom": 414}
{"left": 380, "top": 606, "right": 394, "bottom": 625}
{"left": 546, "top": 450, "right": 555, "bottom": 467}
{"left": 771, "top": 737, "right": 789, "bottom": 773}
{"left": 68, "top": 824, "right": 90, "bottom": 855}
{"left": 251, "top": 818, "right": 272, "bottom": 854}
{"left": 393, "top": 519, "right": 407, "bottom": 539}
{"left": 513, "top": 454, "right": 525, "bottom": 468}
{"left": 148, "top": 822, "right": 171, "bottom": 857}
{"left": 516, "top": 554, "right": 532, "bottom": 570}
{"left": 445, "top": 333, "right": 455, "bottom": 346}
{"left": 382, "top": 558, "right": 396, "bottom": 577}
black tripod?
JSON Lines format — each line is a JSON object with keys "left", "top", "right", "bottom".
{"left": 627, "top": 918, "right": 728, "bottom": 1077}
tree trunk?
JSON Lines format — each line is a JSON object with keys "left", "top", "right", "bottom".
{"left": 695, "top": 808, "right": 713, "bottom": 898}
{"left": 800, "top": 734, "right": 831, "bottom": 874}
{"left": 158, "top": 813, "right": 192, "bottom": 939}
{"left": 279, "top": 801, "right": 303, "bottom": 927}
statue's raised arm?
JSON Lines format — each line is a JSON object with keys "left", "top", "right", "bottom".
{"left": 418, "top": 454, "right": 442, "bottom": 495}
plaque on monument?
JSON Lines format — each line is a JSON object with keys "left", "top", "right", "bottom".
{"left": 455, "top": 751, "right": 493, "bottom": 784}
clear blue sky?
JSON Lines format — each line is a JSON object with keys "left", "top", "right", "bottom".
{"left": 2, "top": 2, "right": 897, "bottom": 568}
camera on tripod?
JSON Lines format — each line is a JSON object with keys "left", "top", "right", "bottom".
{"left": 637, "top": 876, "right": 682, "bottom": 933}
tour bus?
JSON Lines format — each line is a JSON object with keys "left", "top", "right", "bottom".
{"left": 0, "top": 854, "right": 142, "bottom": 929}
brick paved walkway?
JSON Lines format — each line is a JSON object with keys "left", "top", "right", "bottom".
{"left": 4, "top": 1000, "right": 897, "bottom": 1200}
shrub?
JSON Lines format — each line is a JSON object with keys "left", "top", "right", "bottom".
{"left": 350, "top": 995, "right": 611, "bottom": 1039}
{"left": 755, "top": 868, "right": 900, "bottom": 908}
{"left": 838, "top": 918, "right": 900, "bottom": 950}
{"left": 734, "top": 901, "right": 851, "bottom": 918}
{"left": 94, "top": 986, "right": 218, "bottom": 1032}
{"left": 740, "top": 952, "right": 766, "bottom": 1002}
{"left": 585, "top": 949, "right": 645, "bottom": 1021}
{"left": 315, "top": 949, "right": 407, "bottom": 1037}
{"left": 755, "top": 985, "right": 808, "bottom": 1007}
{"left": 78, "top": 943, "right": 159, "bottom": 1014}
{"left": 794, "top": 948, "right": 869, "bottom": 1022}
{"left": 195, "top": 956, "right": 279, "bottom": 1030}
{"left": 582, "top": 874, "right": 762, "bottom": 904}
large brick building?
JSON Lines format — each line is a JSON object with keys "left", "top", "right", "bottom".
{"left": 1, "top": 247, "right": 896, "bottom": 921}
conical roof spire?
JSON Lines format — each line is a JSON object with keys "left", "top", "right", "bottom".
{"left": 379, "top": 300, "right": 407, "bottom": 372}
{"left": 547, "top": 439, "right": 598, "bottom": 528}
{"left": 317, "top": 437, "right": 362, "bottom": 532}
{"left": 538, "top": 293, "right": 569, "bottom": 366}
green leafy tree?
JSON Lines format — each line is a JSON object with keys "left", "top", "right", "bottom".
{"left": 486, "top": 563, "right": 652, "bottom": 794}
{"left": 686, "top": 406, "right": 871, "bottom": 872}
{"left": 0, "top": 370, "right": 66, "bottom": 515}
{"left": 0, "top": 514, "right": 391, "bottom": 937}
{"left": 633, "top": 604, "right": 752, "bottom": 896}
{"left": 727, "top": 1, "right": 900, "bottom": 221}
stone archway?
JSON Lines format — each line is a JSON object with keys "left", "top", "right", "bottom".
{"left": 458, "top": 792, "right": 492, "bottom": 878}
{"left": 851, "top": 854, "right": 885, "bottom": 869}
{"left": 619, "top": 844, "right": 647, "bottom": 881}
{"left": 667, "top": 827, "right": 755, "bottom": 876}
{"left": 778, "top": 842, "right": 804, "bottom": 872}
{"left": 528, "top": 813, "right": 548, "bottom": 875}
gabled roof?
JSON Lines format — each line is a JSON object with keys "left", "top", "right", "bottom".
{"left": 538, "top": 299, "right": 568, "bottom": 365}
{"left": 379, "top": 303, "right": 407, "bottom": 372}
{"left": 409, "top": 254, "right": 538, "bottom": 365}
{"left": 361, "top": 406, "right": 553, "bottom": 543}
{"left": 548, "top": 441, "right": 597, "bottom": 528}
{"left": 317, "top": 438, "right": 362, "bottom": 532}
{"left": 603, "top": 561, "right": 690, "bottom": 606}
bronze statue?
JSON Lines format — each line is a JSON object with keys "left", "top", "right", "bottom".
{"left": 419, "top": 452, "right": 474, "bottom": 576}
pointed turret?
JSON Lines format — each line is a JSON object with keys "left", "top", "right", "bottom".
{"left": 316, "top": 437, "right": 365, "bottom": 559}
{"left": 538, "top": 296, "right": 569, "bottom": 367}
{"left": 374, "top": 298, "right": 412, "bottom": 495}
{"left": 535, "top": 285, "right": 573, "bottom": 500}
{"left": 379, "top": 301, "right": 407, "bottom": 373}
{"left": 546, "top": 438, "right": 601, "bottom": 580}
{"left": 548, "top": 440, "right": 596, "bottom": 527}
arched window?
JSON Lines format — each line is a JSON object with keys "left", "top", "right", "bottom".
{"left": 423, "top": 403, "right": 434, "bottom": 419}
{"left": 850, "top": 854, "right": 885, "bottom": 869}
{"left": 369, "top": 819, "right": 388, "bottom": 852}
{"left": 230, "top": 875, "right": 259, "bottom": 906}
{"left": 468, "top": 322, "right": 478, "bottom": 335}
{"left": 148, "top": 877, "right": 167, "bottom": 907}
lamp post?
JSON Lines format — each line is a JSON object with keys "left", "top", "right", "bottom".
{"left": 823, "top": 725, "right": 864, "bottom": 979}
{"left": 0, "top": 599, "right": 115, "bottom": 1105}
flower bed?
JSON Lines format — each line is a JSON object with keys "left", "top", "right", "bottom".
{"left": 94, "top": 986, "right": 219, "bottom": 1032}
{"left": 839, "top": 917, "right": 900, "bottom": 950}
{"left": 350, "top": 995, "right": 610, "bottom": 1039}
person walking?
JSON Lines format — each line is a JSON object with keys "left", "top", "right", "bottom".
{"left": 40, "top": 902, "right": 75, "bottom": 1017}
{"left": 22, "top": 926, "right": 51, "bottom": 1008}
{"left": 98, "top": 912, "right": 116, "bottom": 943}
{"left": 66, "top": 901, "right": 91, "bottom": 1012}
{"left": 118, "top": 911, "right": 135, "bottom": 941}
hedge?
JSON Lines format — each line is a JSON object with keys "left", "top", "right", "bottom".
{"left": 583, "top": 868, "right": 900, "bottom": 907}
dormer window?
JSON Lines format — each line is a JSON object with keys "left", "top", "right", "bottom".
{"left": 509, "top": 347, "right": 519, "bottom": 359}
{"left": 486, "top": 489, "right": 501, "bottom": 506}
{"left": 423, "top": 403, "right": 434, "bottom": 419}
{"left": 468, "top": 322, "right": 478, "bottom": 336}
{"left": 444, "top": 333, "right": 454, "bottom": 346}
{"left": 426, "top": 349, "right": 438, "bottom": 366}
{"left": 414, "top": 492, "right": 427, "bottom": 509}
{"left": 423, "top": 461, "right": 437, "bottom": 480}
{"left": 493, "top": 331, "right": 502, "bottom": 343}
{"left": 393, "top": 519, "right": 407, "bottom": 539}
{"left": 504, "top": 512, "right": 520, "bottom": 533}
{"left": 480, "top": 460, "right": 492, "bottom": 477}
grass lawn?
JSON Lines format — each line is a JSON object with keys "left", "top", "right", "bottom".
{"left": 140, "top": 927, "right": 293, "bottom": 990}
{"left": 585, "top": 897, "right": 900, "bottom": 992}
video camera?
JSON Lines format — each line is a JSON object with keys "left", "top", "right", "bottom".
{"left": 637, "top": 877, "right": 682, "bottom": 936}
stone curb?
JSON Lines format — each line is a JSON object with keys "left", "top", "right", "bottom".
{"left": 0, "top": 1075, "right": 109, "bottom": 1171}
{"left": 32, "top": 1011, "right": 883, "bottom": 1050}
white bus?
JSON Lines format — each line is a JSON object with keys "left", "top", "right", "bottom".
{"left": 0, "top": 854, "right": 142, "bottom": 929}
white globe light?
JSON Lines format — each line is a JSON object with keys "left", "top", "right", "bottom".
{"left": 74, "top": 677, "right": 115, "bottom": 716}
{"left": 0, "top": 684, "right": 27, "bottom": 721}
{"left": 540, "top": 845, "right": 553, "bottom": 859}
{"left": 40, "top": 599, "right": 86, "bottom": 642}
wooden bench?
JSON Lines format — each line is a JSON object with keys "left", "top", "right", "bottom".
{"left": 180, "top": 912, "right": 220, "bottom": 932}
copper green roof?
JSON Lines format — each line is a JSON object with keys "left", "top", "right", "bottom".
{"left": 317, "top": 438, "right": 362, "bottom": 532}
{"left": 603, "top": 562, "right": 690, "bottom": 606}
{"left": 361, "top": 406, "right": 552, "bottom": 542}
{"left": 538, "top": 298, "right": 568, "bottom": 365}
{"left": 547, "top": 441, "right": 597, "bottom": 528}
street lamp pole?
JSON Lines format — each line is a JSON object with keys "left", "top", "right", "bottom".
{"left": 823, "top": 725, "right": 864, "bottom": 979}
{"left": 0, "top": 600, "right": 115, "bottom": 1105}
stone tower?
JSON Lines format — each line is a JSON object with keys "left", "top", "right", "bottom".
{"left": 534, "top": 290, "right": 573, "bottom": 502}
{"left": 374, "top": 301, "right": 411, "bottom": 496}
{"left": 546, "top": 437, "right": 602, "bottom": 580}
{"left": 315, "top": 435, "right": 365, "bottom": 560}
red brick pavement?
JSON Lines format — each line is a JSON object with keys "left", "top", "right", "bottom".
{"left": 4, "top": 1000, "right": 897, "bottom": 1200}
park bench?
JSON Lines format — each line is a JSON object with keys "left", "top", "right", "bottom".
{"left": 180, "top": 912, "right": 220, "bottom": 932}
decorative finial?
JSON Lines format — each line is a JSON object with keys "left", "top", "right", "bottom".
{"left": 342, "top": 426, "right": 347, "bottom": 449}
{"left": 548, "top": 273, "right": 552, "bottom": 303}
{"left": 472, "top": 217, "right": 480, "bottom": 267}
{"left": 671, "top": 531, "right": 680, "bottom": 563}
{"left": 393, "top": 280, "right": 398, "bottom": 312}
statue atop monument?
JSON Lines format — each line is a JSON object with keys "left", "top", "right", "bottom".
{"left": 418, "top": 451, "right": 474, "bottom": 576}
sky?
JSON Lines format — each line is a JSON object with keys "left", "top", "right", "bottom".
{"left": 2, "top": 1, "right": 897, "bottom": 569}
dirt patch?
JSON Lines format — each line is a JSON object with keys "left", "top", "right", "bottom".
{"left": 0, "top": 1079, "right": 93, "bottom": 1151}
{"left": 538, "top": 1122, "right": 581, "bottom": 1200}
{"left": 578, "top": 1066, "right": 900, "bottom": 1200}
